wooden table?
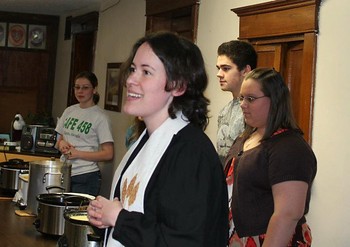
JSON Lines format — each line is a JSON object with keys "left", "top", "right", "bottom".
{"left": 0, "top": 150, "right": 60, "bottom": 163}
{"left": 0, "top": 198, "right": 58, "bottom": 247}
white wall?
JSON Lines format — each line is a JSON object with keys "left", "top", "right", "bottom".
{"left": 307, "top": 0, "right": 350, "bottom": 245}
{"left": 92, "top": 0, "right": 146, "bottom": 196}
{"left": 52, "top": 0, "right": 350, "bottom": 245}
{"left": 196, "top": 0, "right": 267, "bottom": 142}
{"left": 53, "top": 0, "right": 146, "bottom": 197}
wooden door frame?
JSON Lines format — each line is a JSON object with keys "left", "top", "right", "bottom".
{"left": 66, "top": 12, "right": 98, "bottom": 106}
{"left": 232, "top": 0, "right": 320, "bottom": 143}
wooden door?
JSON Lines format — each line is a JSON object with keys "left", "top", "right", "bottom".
{"left": 66, "top": 12, "right": 98, "bottom": 106}
{"left": 232, "top": 0, "right": 320, "bottom": 143}
{"left": 146, "top": 0, "right": 199, "bottom": 42}
{"left": 252, "top": 38, "right": 312, "bottom": 141}
{"left": 67, "top": 32, "right": 96, "bottom": 106}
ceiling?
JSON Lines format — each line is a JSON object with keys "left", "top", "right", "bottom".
{"left": 0, "top": 0, "right": 102, "bottom": 16}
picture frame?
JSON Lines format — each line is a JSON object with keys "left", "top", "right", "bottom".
{"left": 8, "top": 23, "right": 27, "bottom": 48}
{"left": 104, "top": 62, "right": 123, "bottom": 112}
{"left": 0, "top": 22, "right": 7, "bottom": 47}
{"left": 28, "top": 25, "right": 46, "bottom": 49}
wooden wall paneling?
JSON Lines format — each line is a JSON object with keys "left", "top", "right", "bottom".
{"left": 0, "top": 12, "right": 58, "bottom": 133}
{"left": 0, "top": 89, "right": 37, "bottom": 133}
{"left": 2, "top": 51, "right": 49, "bottom": 88}
{"left": 146, "top": 0, "right": 197, "bottom": 15}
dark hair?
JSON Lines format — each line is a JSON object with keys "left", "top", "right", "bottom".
{"left": 74, "top": 71, "right": 100, "bottom": 104}
{"left": 242, "top": 68, "right": 302, "bottom": 140}
{"left": 126, "top": 117, "right": 146, "bottom": 148}
{"left": 217, "top": 40, "right": 257, "bottom": 71}
{"left": 122, "top": 31, "right": 210, "bottom": 130}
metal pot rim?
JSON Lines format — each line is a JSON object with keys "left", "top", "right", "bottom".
{"left": 29, "top": 160, "right": 71, "bottom": 167}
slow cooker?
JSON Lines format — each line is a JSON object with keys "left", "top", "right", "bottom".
{"left": 61, "top": 210, "right": 103, "bottom": 247}
{"left": 0, "top": 159, "right": 29, "bottom": 190}
{"left": 34, "top": 193, "right": 92, "bottom": 236}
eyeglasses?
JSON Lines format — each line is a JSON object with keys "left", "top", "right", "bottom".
{"left": 239, "top": 95, "right": 268, "bottom": 103}
{"left": 73, "top": 85, "right": 93, "bottom": 91}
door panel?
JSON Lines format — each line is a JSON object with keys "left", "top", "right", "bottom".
{"left": 254, "top": 44, "right": 282, "bottom": 71}
{"left": 285, "top": 42, "right": 304, "bottom": 134}
{"left": 254, "top": 40, "right": 311, "bottom": 141}
{"left": 67, "top": 32, "right": 96, "bottom": 106}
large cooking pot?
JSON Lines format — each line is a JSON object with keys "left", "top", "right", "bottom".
{"left": 61, "top": 210, "right": 103, "bottom": 247}
{"left": 0, "top": 159, "right": 29, "bottom": 190}
{"left": 26, "top": 158, "right": 72, "bottom": 215}
{"left": 34, "top": 193, "right": 92, "bottom": 236}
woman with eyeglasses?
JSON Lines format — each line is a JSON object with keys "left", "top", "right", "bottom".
{"left": 55, "top": 71, "right": 114, "bottom": 196}
{"left": 225, "top": 68, "right": 317, "bottom": 247}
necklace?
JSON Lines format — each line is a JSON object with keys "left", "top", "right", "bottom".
{"left": 243, "top": 130, "right": 262, "bottom": 151}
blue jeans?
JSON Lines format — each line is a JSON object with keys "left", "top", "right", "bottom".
{"left": 70, "top": 171, "right": 101, "bottom": 197}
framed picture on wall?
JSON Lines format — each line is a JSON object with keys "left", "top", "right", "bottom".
{"left": 8, "top": 23, "right": 27, "bottom": 48}
{"left": 104, "top": 62, "right": 123, "bottom": 112}
{"left": 28, "top": 25, "right": 46, "bottom": 49}
{"left": 0, "top": 22, "right": 7, "bottom": 47}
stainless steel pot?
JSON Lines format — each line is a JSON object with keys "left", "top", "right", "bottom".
{"left": 34, "top": 193, "right": 91, "bottom": 236}
{"left": 26, "top": 158, "right": 72, "bottom": 215}
{"left": 62, "top": 210, "right": 103, "bottom": 247}
{"left": 0, "top": 159, "right": 29, "bottom": 190}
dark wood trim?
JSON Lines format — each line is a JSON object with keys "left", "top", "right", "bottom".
{"left": 232, "top": 0, "right": 321, "bottom": 39}
{"left": 0, "top": 11, "right": 59, "bottom": 24}
{"left": 300, "top": 32, "right": 317, "bottom": 141}
{"left": 145, "top": 1, "right": 199, "bottom": 43}
{"left": 70, "top": 11, "right": 99, "bottom": 34}
{"left": 146, "top": 0, "right": 198, "bottom": 15}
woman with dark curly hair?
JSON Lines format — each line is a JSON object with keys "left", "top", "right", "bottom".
{"left": 87, "top": 32, "right": 228, "bottom": 247}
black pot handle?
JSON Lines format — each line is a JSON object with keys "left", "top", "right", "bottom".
{"left": 46, "top": 185, "right": 65, "bottom": 193}
{"left": 33, "top": 218, "right": 40, "bottom": 229}
{"left": 9, "top": 158, "right": 24, "bottom": 164}
{"left": 87, "top": 233, "right": 101, "bottom": 242}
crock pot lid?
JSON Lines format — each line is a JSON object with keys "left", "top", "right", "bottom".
{"left": 37, "top": 193, "right": 90, "bottom": 206}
